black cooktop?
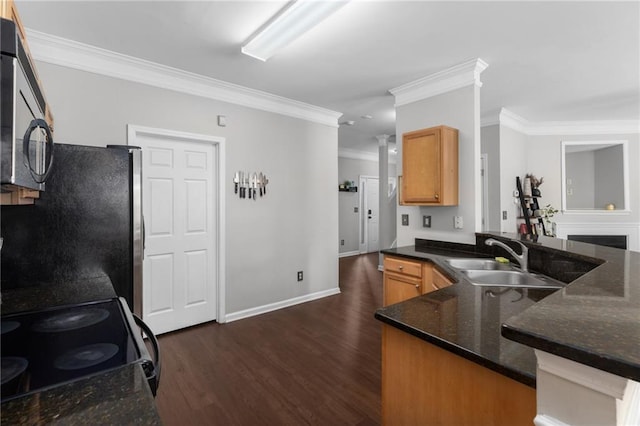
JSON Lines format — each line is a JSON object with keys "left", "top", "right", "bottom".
{"left": 1, "top": 298, "right": 147, "bottom": 401}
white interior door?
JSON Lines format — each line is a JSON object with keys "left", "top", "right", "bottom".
{"left": 133, "top": 128, "right": 220, "bottom": 335}
{"left": 360, "top": 176, "right": 379, "bottom": 253}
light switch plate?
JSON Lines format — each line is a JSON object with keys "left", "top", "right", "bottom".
{"left": 423, "top": 215, "right": 431, "bottom": 228}
{"left": 401, "top": 214, "right": 409, "bottom": 226}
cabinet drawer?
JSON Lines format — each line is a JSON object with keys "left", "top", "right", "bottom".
{"left": 432, "top": 267, "right": 453, "bottom": 290}
{"left": 384, "top": 257, "right": 422, "bottom": 278}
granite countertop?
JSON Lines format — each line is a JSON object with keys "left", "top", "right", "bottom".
{"left": 376, "top": 241, "right": 550, "bottom": 386}
{"left": 1, "top": 277, "right": 162, "bottom": 423}
{"left": 498, "top": 233, "right": 640, "bottom": 382}
{"left": 1, "top": 364, "right": 161, "bottom": 425}
{"left": 375, "top": 232, "right": 640, "bottom": 386}
{"left": 1, "top": 274, "right": 117, "bottom": 315}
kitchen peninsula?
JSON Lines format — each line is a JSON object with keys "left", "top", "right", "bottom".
{"left": 376, "top": 233, "right": 640, "bottom": 425}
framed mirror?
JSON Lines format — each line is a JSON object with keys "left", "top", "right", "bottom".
{"left": 561, "top": 140, "right": 629, "bottom": 213}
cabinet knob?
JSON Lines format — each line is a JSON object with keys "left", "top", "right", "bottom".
{"left": 415, "top": 284, "right": 420, "bottom": 289}
{"left": 398, "top": 265, "right": 404, "bottom": 270}
{"left": 435, "top": 193, "right": 439, "bottom": 199}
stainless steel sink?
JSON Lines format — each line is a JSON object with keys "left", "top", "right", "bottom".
{"left": 460, "top": 270, "right": 565, "bottom": 289}
{"left": 444, "top": 258, "right": 513, "bottom": 271}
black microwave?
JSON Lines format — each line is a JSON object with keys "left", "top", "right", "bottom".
{"left": 1, "top": 18, "right": 54, "bottom": 192}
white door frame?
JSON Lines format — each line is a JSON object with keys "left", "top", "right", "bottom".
{"left": 127, "top": 124, "right": 227, "bottom": 323}
{"left": 359, "top": 175, "right": 378, "bottom": 254}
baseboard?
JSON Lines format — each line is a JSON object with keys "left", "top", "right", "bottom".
{"left": 339, "top": 250, "right": 361, "bottom": 258}
{"left": 224, "top": 287, "right": 341, "bottom": 323}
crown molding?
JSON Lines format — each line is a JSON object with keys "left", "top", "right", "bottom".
{"left": 25, "top": 29, "right": 342, "bottom": 127}
{"left": 499, "top": 108, "right": 640, "bottom": 136}
{"left": 389, "top": 58, "right": 488, "bottom": 107}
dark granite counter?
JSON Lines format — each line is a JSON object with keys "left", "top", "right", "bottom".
{"left": 1, "top": 277, "right": 161, "bottom": 423}
{"left": 375, "top": 232, "right": 640, "bottom": 386}
{"left": 1, "top": 364, "right": 161, "bottom": 425}
{"left": 1, "top": 274, "right": 117, "bottom": 315}
{"left": 376, "top": 241, "right": 551, "bottom": 386}
{"left": 497, "top": 232, "right": 640, "bottom": 382}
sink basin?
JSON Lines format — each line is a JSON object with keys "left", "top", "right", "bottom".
{"left": 461, "top": 270, "right": 565, "bottom": 289}
{"left": 444, "top": 258, "right": 513, "bottom": 271}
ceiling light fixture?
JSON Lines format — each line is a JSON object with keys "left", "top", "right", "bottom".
{"left": 242, "top": 0, "right": 349, "bottom": 61}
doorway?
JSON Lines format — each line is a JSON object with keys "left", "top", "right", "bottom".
{"left": 359, "top": 176, "right": 379, "bottom": 254}
{"left": 128, "top": 125, "right": 226, "bottom": 334}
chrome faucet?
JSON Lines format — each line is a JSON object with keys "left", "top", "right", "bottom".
{"left": 485, "top": 238, "right": 529, "bottom": 272}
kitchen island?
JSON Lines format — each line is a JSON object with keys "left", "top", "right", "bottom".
{"left": 0, "top": 277, "right": 161, "bottom": 425}
{"left": 376, "top": 232, "right": 640, "bottom": 425}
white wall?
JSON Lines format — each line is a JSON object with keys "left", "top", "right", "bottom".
{"left": 37, "top": 61, "right": 339, "bottom": 317}
{"left": 493, "top": 126, "right": 639, "bottom": 248}
{"left": 396, "top": 85, "right": 480, "bottom": 246}
{"left": 499, "top": 126, "right": 529, "bottom": 233}
{"left": 524, "top": 132, "right": 639, "bottom": 226}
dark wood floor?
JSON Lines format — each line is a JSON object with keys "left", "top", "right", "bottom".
{"left": 155, "top": 253, "right": 383, "bottom": 425}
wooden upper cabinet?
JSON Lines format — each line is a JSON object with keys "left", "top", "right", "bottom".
{"left": 400, "top": 125, "right": 458, "bottom": 206}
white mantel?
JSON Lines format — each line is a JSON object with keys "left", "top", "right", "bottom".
{"left": 534, "top": 350, "right": 640, "bottom": 426}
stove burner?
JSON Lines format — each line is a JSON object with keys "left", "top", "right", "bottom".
{"left": 1, "top": 321, "right": 20, "bottom": 335}
{"left": 54, "top": 343, "right": 119, "bottom": 371}
{"left": 32, "top": 308, "right": 110, "bottom": 333}
{"left": 1, "top": 357, "right": 28, "bottom": 385}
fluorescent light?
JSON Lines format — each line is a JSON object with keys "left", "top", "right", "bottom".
{"left": 242, "top": 0, "right": 349, "bottom": 61}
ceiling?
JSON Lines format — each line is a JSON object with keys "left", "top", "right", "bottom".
{"left": 15, "top": 1, "right": 640, "bottom": 154}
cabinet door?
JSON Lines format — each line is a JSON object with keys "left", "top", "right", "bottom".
{"left": 383, "top": 273, "right": 422, "bottom": 306}
{"left": 432, "top": 266, "right": 453, "bottom": 291}
{"left": 402, "top": 128, "right": 441, "bottom": 203}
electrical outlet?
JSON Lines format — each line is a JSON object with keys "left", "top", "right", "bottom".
{"left": 423, "top": 215, "right": 431, "bottom": 228}
{"left": 340, "top": 239, "right": 344, "bottom": 246}
{"left": 453, "top": 216, "right": 463, "bottom": 229}
{"left": 297, "top": 271, "right": 303, "bottom": 282}
{"left": 401, "top": 214, "right": 409, "bottom": 226}
{"left": 502, "top": 211, "right": 507, "bottom": 220}
{"left": 354, "top": 207, "right": 358, "bottom": 213}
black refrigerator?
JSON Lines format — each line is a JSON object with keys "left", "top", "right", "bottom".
{"left": 1, "top": 143, "right": 143, "bottom": 315}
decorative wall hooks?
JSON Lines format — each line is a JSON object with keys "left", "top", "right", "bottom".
{"left": 233, "top": 171, "right": 269, "bottom": 200}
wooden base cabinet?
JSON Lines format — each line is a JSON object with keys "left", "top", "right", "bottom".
{"left": 382, "top": 325, "right": 536, "bottom": 426}
{"left": 383, "top": 256, "right": 453, "bottom": 306}
{"left": 400, "top": 125, "right": 458, "bottom": 206}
